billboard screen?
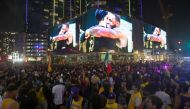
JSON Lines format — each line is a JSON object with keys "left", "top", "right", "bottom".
{"left": 143, "top": 24, "right": 167, "bottom": 50}
{"left": 79, "top": 9, "right": 133, "bottom": 53}
{"left": 50, "top": 22, "right": 78, "bottom": 54}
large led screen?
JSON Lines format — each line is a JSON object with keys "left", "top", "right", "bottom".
{"left": 79, "top": 9, "right": 133, "bottom": 53}
{"left": 143, "top": 24, "right": 167, "bottom": 50}
{"left": 50, "top": 22, "right": 77, "bottom": 54}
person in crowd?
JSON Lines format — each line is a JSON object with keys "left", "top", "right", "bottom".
{"left": 105, "top": 92, "right": 123, "bottom": 109}
{"left": 52, "top": 78, "right": 66, "bottom": 109}
{"left": 99, "top": 81, "right": 110, "bottom": 98}
{"left": 144, "top": 95, "right": 163, "bottom": 109}
{"left": 173, "top": 80, "right": 190, "bottom": 109}
{"left": 96, "top": 95, "right": 107, "bottom": 109}
{"left": 1, "top": 84, "right": 19, "bottom": 109}
{"left": 128, "top": 84, "right": 142, "bottom": 109}
{"left": 43, "top": 80, "right": 53, "bottom": 109}
{"left": 154, "top": 85, "right": 172, "bottom": 109}
{"left": 36, "top": 84, "right": 48, "bottom": 109}
{"left": 91, "top": 73, "right": 100, "bottom": 85}
{"left": 90, "top": 88, "right": 107, "bottom": 109}
{"left": 18, "top": 84, "right": 40, "bottom": 109}
{"left": 118, "top": 82, "right": 128, "bottom": 109}
{"left": 0, "top": 94, "right": 2, "bottom": 109}
{"left": 70, "top": 87, "right": 85, "bottom": 109}
{"left": 0, "top": 59, "right": 190, "bottom": 109}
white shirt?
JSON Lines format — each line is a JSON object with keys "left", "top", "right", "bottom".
{"left": 135, "top": 97, "right": 142, "bottom": 107}
{"left": 155, "top": 91, "right": 171, "bottom": 109}
{"left": 0, "top": 95, "right": 2, "bottom": 109}
{"left": 109, "top": 77, "right": 114, "bottom": 86}
{"left": 52, "top": 84, "right": 65, "bottom": 105}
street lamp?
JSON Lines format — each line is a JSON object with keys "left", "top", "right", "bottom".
{"left": 177, "top": 41, "right": 181, "bottom": 45}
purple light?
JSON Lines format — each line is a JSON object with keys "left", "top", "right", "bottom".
{"left": 26, "top": 0, "right": 28, "bottom": 25}
{"left": 163, "top": 65, "right": 168, "bottom": 70}
{"left": 34, "top": 43, "right": 43, "bottom": 51}
{"left": 139, "top": 0, "right": 143, "bottom": 19}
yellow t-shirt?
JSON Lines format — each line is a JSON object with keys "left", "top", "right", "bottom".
{"left": 2, "top": 98, "right": 19, "bottom": 109}
{"left": 106, "top": 99, "right": 118, "bottom": 109}
{"left": 128, "top": 92, "right": 142, "bottom": 109}
{"left": 71, "top": 96, "right": 83, "bottom": 109}
{"left": 36, "top": 87, "right": 45, "bottom": 103}
{"left": 98, "top": 86, "right": 104, "bottom": 94}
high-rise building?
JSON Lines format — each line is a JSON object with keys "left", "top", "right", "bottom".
{"left": 50, "top": 0, "right": 86, "bottom": 26}
{"left": 25, "top": 0, "right": 51, "bottom": 33}
{"left": 107, "top": 0, "right": 130, "bottom": 16}
{"left": 130, "top": 0, "right": 143, "bottom": 19}
{"left": 105, "top": 0, "right": 142, "bottom": 19}
{"left": 50, "top": 0, "right": 65, "bottom": 26}
{"left": 91, "top": 0, "right": 107, "bottom": 9}
{"left": 25, "top": 34, "right": 47, "bottom": 60}
{"left": 0, "top": 32, "right": 17, "bottom": 55}
{"left": 15, "top": 33, "right": 26, "bottom": 54}
{"left": 24, "top": 0, "right": 50, "bottom": 59}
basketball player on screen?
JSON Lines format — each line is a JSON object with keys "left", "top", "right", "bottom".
{"left": 85, "top": 12, "right": 128, "bottom": 49}
{"left": 85, "top": 11, "right": 128, "bottom": 52}
{"left": 51, "top": 23, "right": 73, "bottom": 50}
{"left": 144, "top": 27, "right": 165, "bottom": 48}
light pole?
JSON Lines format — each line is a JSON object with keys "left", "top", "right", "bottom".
{"left": 70, "top": 0, "right": 72, "bottom": 19}
{"left": 80, "top": 0, "right": 82, "bottom": 15}
{"left": 53, "top": 0, "right": 55, "bottom": 26}
{"left": 128, "top": 0, "right": 131, "bottom": 17}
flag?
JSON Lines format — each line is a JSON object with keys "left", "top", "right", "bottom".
{"left": 47, "top": 51, "right": 52, "bottom": 72}
{"left": 104, "top": 52, "right": 112, "bottom": 75}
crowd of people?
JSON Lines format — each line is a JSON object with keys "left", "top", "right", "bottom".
{"left": 0, "top": 60, "right": 190, "bottom": 109}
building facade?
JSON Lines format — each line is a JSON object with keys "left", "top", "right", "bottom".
{"left": 24, "top": 0, "right": 50, "bottom": 59}
{"left": 0, "top": 32, "right": 17, "bottom": 55}
{"left": 25, "top": 34, "right": 47, "bottom": 60}
{"left": 105, "top": 0, "right": 142, "bottom": 19}
{"left": 25, "top": 0, "right": 51, "bottom": 33}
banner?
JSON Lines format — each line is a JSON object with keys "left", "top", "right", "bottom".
{"left": 47, "top": 51, "right": 52, "bottom": 72}
{"left": 104, "top": 52, "right": 112, "bottom": 75}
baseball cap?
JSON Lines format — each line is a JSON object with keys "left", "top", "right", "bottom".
{"left": 178, "top": 77, "right": 189, "bottom": 85}
{"left": 71, "top": 87, "right": 79, "bottom": 96}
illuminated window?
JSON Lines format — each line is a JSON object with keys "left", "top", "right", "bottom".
{"left": 43, "top": 9, "right": 49, "bottom": 12}
{"left": 44, "top": 16, "right": 49, "bottom": 19}
{"left": 54, "top": 13, "right": 58, "bottom": 16}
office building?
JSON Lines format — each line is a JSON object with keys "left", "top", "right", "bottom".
{"left": 25, "top": 34, "right": 47, "bottom": 60}
{"left": 0, "top": 32, "right": 17, "bottom": 55}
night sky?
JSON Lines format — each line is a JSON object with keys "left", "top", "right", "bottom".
{"left": 169, "top": 1, "right": 190, "bottom": 41}
{"left": 0, "top": 0, "right": 189, "bottom": 45}
{"left": 0, "top": 0, "right": 24, "bottom": 32}
{"left": 143, "top": 0, "right": 190, "bottom": 43}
